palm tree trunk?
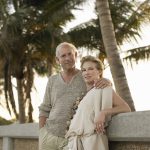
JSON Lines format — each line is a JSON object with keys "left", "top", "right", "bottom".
{"left": 28, "top": 96, "right": 33, "bottom": 122}
{"left": 96, "top": 0, "right": 135, "bottom": 111}
{"left": 47, "top": 57, "right": 53, "bottom": 76}
{"left": 17, "top": 78, "right": 26, "bottom": 123}
{"left": 25, "top": 55, "right": 33, "bottom": 122}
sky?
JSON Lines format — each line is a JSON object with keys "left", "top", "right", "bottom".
{"left": 0, "top": 0, "right": 150, "bottom": 121}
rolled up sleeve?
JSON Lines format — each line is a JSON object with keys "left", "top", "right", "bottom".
{"left": 39, "top": 78, "right": 52, "bottom": 118}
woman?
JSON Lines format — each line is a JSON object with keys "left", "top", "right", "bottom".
{"left": 65, "top": 55, "right": 131, "bottom": 150}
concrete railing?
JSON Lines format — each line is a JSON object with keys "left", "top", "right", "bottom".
{"left": 0, "top": 123, "right": 39, "bottom": 150}
{"left": 0, "top": 111, "right": 150, "bottom": 150}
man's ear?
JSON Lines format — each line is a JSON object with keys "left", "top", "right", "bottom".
{"left": 75, "top": 51, "right": 78, "bottom": 59}
{"left": 74, "top": 52, "right": 78, "bottom": 62}
{"left": 75, "top": 51, "right": 77, "bottom": 57}
{"left": 55, "top": 57, "right": 60, "bottom": 65}
{"left": 99, "top": 71, "right": 103, "bottom": 78}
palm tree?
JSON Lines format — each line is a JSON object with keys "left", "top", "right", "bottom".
{"left": 96, "top": 0, "right": 135, "bottom": 111}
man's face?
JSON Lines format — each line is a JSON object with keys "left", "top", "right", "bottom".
{"left": 56, "top": 45, "right": 77, "bottom": 71}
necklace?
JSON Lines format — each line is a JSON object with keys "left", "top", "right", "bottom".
{"left": 66, "top": 92, "right": 85, "bottom": 131}
{"left": 66, "top": 87, "right": 94, "bottom": 131}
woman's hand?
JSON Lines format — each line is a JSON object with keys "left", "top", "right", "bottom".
{"left": 94, "top": 78, "right": 112, "bottom": 89}
{"left": 94, "top": 111, "right": 106, "bottom": 134}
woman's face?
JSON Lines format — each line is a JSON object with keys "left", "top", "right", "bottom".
{"left": 81, "top": 61, "right": 102, "bottom": 85}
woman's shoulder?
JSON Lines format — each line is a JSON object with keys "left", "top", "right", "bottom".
{"left": 91, "top": 86, "right": 113, "bottom": 92}
{"left": 103, "top": 86, "right": 113, "bottom": 90}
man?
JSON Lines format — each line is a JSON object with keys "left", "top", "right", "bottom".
{"left": 39, "top": 42, "right": 111, "bottom": 150}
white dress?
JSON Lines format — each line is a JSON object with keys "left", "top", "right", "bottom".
{"left": 65, "top": 87, "right": 112, "bottom": 150}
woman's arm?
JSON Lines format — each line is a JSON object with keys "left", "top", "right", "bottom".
{"left": 95, "top": 89, "right": 131, "bottom": 133}
{"left": 102, "top": 90, "right": 131, "bottom": 116}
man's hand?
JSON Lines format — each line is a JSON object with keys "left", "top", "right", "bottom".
{"left": 94, "top": 78, "right": 112, "bottom": 89}
{"left": 39, "top": 116, "right": 47, "bottom": 129}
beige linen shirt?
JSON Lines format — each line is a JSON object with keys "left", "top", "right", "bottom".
{"left": 39, "top": 71, "right": 87, "bottom": 137}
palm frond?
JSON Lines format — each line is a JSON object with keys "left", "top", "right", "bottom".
{"left": 67, "top": 19, "right": 103, "bottom": 50}
{"left": 115, "top": 0, "right": 150, "bottom": 44}
{"left": 123, "top": 45, "right": 150, "bottom": 64}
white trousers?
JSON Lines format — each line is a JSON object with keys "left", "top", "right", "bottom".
{"left": 39, "top": 126, "right": 68, "bottom": 150}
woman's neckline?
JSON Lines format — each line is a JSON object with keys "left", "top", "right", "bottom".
{"left": 86, "top": 85, "right": 94, "bottom": 92}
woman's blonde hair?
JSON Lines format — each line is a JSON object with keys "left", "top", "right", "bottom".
{"left": 80, "top": 55, "right": 104, "bottom": 77}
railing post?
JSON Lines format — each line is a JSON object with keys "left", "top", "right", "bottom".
{"left": 3, "top": 137, "right": 13, "bottom": 150}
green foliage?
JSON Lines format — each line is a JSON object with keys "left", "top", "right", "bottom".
{"left": 67, "top": 19, "right": 102, "bottom": 50}
{"left": 0, "top": 116, "right": 12, "bottom": 125}
{"left": 124, "top": 45, "right": 150, "bottom": 64}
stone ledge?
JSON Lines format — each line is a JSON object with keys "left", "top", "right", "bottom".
{"left": 0, "top": 111, "right": 150, "bottom": 141}
{"left": 0, "top": 123, "right": 38, "bottom": 138}
{"left": 108, "top": 110, "right": 150, "bottom": 141}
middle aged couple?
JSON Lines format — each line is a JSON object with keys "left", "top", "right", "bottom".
{"left": 39, "top": 42, "right": 131, "bottom": 150}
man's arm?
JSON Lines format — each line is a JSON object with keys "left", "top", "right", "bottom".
{"left": 39, "top": 78, "right": 52, "bottom": 129}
